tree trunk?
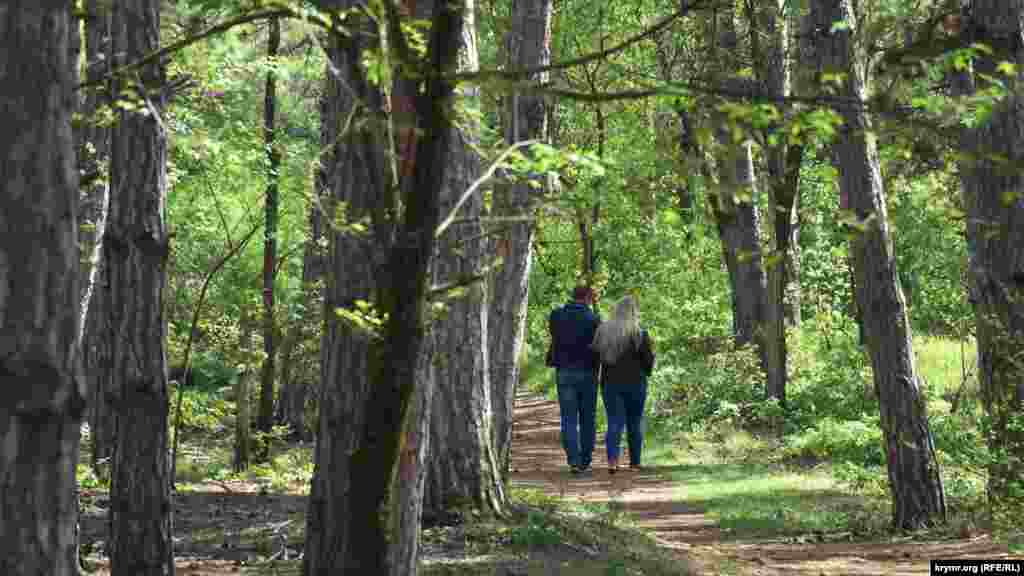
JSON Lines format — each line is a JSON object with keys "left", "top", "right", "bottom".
{"left": 278, "top": 95, "right": 329, "bottom": 441}
{"left": 955, "top": 0, "right": 1024, "bottom": 504}
{"left": 423, "top": 0, "right": 505, "bottom": 518}
{"left": 235, "top": 307, "right": 252, "bottom": 472}
{"left": 258, "top": 17, "right": 282, "bottom": 448}
{"left": 303, "top": 12, "right": 387, "bottom": 571}
{"left": 0, "top": 3, "right": 84, "bottom": 574}
{"left": 304, "top": 0, "right": 462, "bottom": 570}
{"left": 755, "top": 0, "right": 798, "bottom": 406}
{"left": 714, "top": 132, "right": 767, "bottom": 350}
{"left": 80, "top": 0, "right": 116, "bottom": 477}
{"left": 708, "top": 7, "right": 768, "bottom": 351}
{"left": 105, "top": 0, "right": 174, "bottom": 573}
{"left": 809, "top": 0, "right": 946, "bottom": 529}
{"left": 489, "top": 0, "right": 552, "bottom": 477}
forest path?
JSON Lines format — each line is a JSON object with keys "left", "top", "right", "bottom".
{"left": 509, "top": 392, "right": 1015, "bottom": 576}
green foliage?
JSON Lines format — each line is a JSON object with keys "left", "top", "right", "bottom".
{"left": 170, "top": 383, "right": 234, "bottom": 433}
{"left": 76, "top": 463, "right": 107, "bottom": 491}
{"left": 786, "top": 418, "right": 884, "bottom": 465}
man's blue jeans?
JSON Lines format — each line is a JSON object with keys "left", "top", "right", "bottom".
{"left": 556, "top": 368, "right": 597, "bottom": 468}
{"left": 602, "top": 378, "right": 648, "bottom": 466}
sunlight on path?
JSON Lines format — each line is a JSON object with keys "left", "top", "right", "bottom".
{"left": 509, "top": 393, "right": 1018, "bottom": 576}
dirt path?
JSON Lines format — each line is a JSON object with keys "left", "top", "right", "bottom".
{"left": 509, "top": 393, "right": 1018, "bottom": 575}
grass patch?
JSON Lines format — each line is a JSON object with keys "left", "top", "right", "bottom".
{"left": 663, "top": 429, "right": 887, "bottom": 538}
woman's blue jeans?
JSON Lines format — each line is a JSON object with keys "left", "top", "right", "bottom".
{"left": 602, "top": 378, "right": 648, "bottom": 466}
{"left": 556, "top": 368, "right": 597, "bottom": 468}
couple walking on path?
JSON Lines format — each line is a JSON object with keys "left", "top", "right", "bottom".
{"left": 548, "top": 286, "right": 655, "bottom": 475}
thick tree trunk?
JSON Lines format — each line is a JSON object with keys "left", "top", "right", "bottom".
{"left": 0, "top": 3, "right": 84, "bottom": 574}
{"left": 956, "top": 0, "right": 1024, "bottom": 504}
{"left": 489, "top": 0, "right": 552, "bottom": 477}
{"left": 304, "top": 13, "right": 387, "bottom": 571}
{"left": 424, "top": 2, "right": 505, "bottom": 517}
{"left": 80, "top": 0, "right": 116, "bottom": 476}
{"left": 809, "top": 0, "right": 945, "bottom": 529}
{"left": 714, "top": 133, "right": 767, "bottom": 350}
{"left": 105, "top": 0, "right": 174, "bottom": 573}
{"left": 708, "top": 8, "right": 767, "bottom": 351}
{"left": 258, "top": 17, "right": 282, "bottom": 447}
{"left": 304, "top": 0, "right": 461, "bottom": 570}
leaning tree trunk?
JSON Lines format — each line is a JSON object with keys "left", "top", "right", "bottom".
{"left": 80, "top": 0, "right": 116, "bottom": 476}
{"left": 105, "top": 0, "right": 174, "bottom": 573}
{"left": 424, "top": 0, "right": 505, "bottom": 519}
{"left": 809, "top": 0, "right": 946, "bottom": 529}
{"left": 489, "top": 0, "right": 553, "bottom": 477}
{"left": 0, "top": 3, "right": 84, "bottom": 574}
{"left": 258, "top": 16, "right": 282, "bottom": 449}
{"left": 955, "top": 0, "right": 1024, "bottom": 504}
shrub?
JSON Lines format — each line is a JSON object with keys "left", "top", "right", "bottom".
{"left": 785, "top": 417, "right": 884, "bottom": 466}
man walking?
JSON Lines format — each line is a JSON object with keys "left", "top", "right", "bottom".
{"left": 549, "top": 285, "right": 601, "bottom": 474}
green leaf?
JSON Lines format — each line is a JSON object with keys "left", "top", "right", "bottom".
{"left": 829, "top": 19, "right": 851, "bottom": 33}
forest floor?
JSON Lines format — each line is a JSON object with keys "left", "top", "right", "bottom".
{"left": 78, "top": 392, "right": 1020, "bottom": 575}
{"left": 509, "top": 394, "right": 1018, "bottom": 575}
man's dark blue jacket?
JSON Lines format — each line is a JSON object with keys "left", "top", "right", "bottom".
{"left": 549, "top": 302, "right": 601, "bottom": 370}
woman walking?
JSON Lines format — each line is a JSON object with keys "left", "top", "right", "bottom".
{"left": 592, "top": 295, "right": 655, "bottom": 474}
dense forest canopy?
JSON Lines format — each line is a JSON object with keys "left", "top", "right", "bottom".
{"left": 1, "top": 0, "right": 1022, "bottom": 573}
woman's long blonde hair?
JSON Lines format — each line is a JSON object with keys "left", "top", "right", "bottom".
{"left": 592, "top": 295, "right": 642, "bottom": 365}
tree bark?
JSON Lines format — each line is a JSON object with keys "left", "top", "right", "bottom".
{"left": 714, "top": 127, "right": 767, "bottom": 350}
{"left": 80, "top": 0, "right": 116, "bottom": 476}
{"left": 258, "top": 16, "right": 282, "bottom": 448}
{"left": 304, "top": 0, "right": 462, "bottom": 570}
{"left": 955, "top": 0, "right": 1024, "bottom": 504}
{"left": 0, "top": 3, "right": 84, "bottom": 574}
{"left": 754, "top": 0, "right": 799, "bottom": 406}
{"left": 423, "top": 0, "right": 505, "bottom": 519}
{"left": 105, "top": 0, "right": 174, "bottom": 572}
{"left": 235, "top": 307, "right": 252, "bottom": 472}
{"left": 303, "top": 11, "right": 387, "bottom": 571}
{"left": 708, "top": 8, "right": 768, "bottom": 352}
{"left": 489, "top": 0, "right": 552, "bottom": 477}
{"left": 278, "top": 95, "right": 329, "bottom": 440}
{"left": 809, "top": 0, "right": 946, "bottom": 529}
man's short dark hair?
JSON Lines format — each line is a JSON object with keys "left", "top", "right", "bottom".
{"left": 572, "top": 285, "right": 593, "bottom": 302}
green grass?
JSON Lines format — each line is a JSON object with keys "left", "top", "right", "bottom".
{"left": 915, "top": 335, "right": 976, "bottom": 394}
{"left": 656, "top": 428, "right": 890, "bottom": 538}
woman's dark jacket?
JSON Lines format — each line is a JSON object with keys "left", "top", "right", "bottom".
{"left": 599, "top": 330, "right": 655, "bottom": 386}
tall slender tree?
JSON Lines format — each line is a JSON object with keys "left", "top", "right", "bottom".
{"left": 808, "top": 0, "right": 945, "bottom": 529}
{"left": 105, "top": 0, "right": 174, "bottom": 572}
{"left": 80, "top": 0, "right": 116, "bottom": 474}
{"left": 752, "top": 0, "right": 802, "bottom": 407}
{"left": 0, "top": 3, "right": 84, "bottom": 574}
{"left": 276, "top": 95, "right": 328, "bottom": 440}
{"left": 489, "top": 0, "right": 553, "bottom": 476}
{"left": 955, "top": 0, "right": 1024, "bottom": 504}
{"left": 259, "top": 16, "right": 282, "bottom": 447}
{"left": 707, "top": 6, "right": 768, "bottom": 352}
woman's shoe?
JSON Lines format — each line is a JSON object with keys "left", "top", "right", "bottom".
{"left": 608, "top": 458, "right": 619, "bottom": 475}
{"left": 627, "top": 464, "right": 642, "bottom": 472}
